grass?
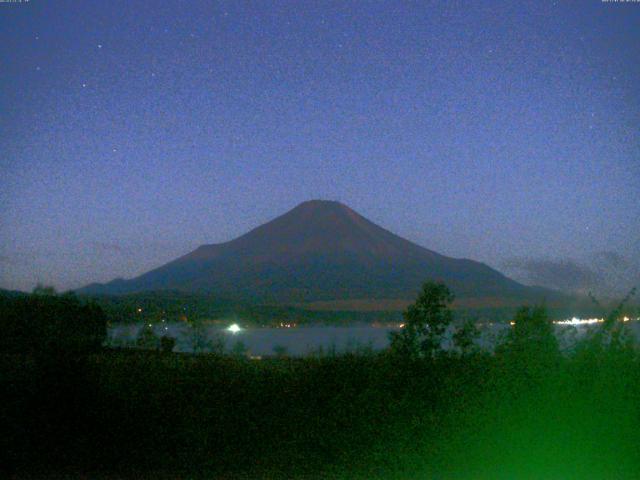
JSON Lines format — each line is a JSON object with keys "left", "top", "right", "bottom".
{"left": 2, "top": 344, "right": 640, "bottom": 479}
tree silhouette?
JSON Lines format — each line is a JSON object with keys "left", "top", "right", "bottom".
{"left": 453, "top": 318, "right": 480, "bottom": 355}
{"left": 231, "top": 340, "right": 248, "bottom": 357}
{"left": 389, "top": 281, "right": 454, "bottom": 357}
{"left": 272, "top": 344, "right": 288, "bottom": 357}
{"left": 496, "top": 305, "right": 559, "bottom": 375}
{"left": 136, "top": 323, "right": 160, "bottom": 350}
{"left": 32, "top": 284, "right": 57, "bottom": 296}
{"left": 160, "top": 335, "right": 176, "bottom": 353}
{"left": 0, "top": 291, "right": 106, "bottom": 354}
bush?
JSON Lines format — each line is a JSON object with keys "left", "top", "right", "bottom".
{"left": 0, "top": 290, "right": 107, "bottom": 354}
{"left": 160, "top": 335, "right": 176, "bottom": 353}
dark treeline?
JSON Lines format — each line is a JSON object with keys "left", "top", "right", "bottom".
{"left": 69, "top": 289, "right": 616, "bottom": 327}
{"left": 2, "top": 285, "right": 618, "bottom": 328}
{"left": 81, "top": 290, "right": 406, "bottom": 326}
{"left": 0, "top": 287, "right": 106, "bottom": 354}
{"left": 1, "top": 283, "right": 639, "bottom": 478}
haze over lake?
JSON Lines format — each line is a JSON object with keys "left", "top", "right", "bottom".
{"left": 109, "top": 320, "right": 640, "bottom": 356}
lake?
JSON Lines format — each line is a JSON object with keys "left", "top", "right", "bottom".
{"left": 107, "top": 319, "right": 640, "bottom": 356}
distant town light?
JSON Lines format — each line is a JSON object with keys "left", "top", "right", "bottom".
{"left": 555, "top": 317, "right": 604, "bottom": 326}
{"left": 227, "top": 323, "right": 241, "bottom": 334}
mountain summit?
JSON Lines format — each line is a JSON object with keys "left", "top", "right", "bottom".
{"left": 80, "top": 200, "right": 555, "bottom": 305}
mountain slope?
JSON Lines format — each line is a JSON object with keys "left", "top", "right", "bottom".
{"left": 79, "top": 200, "right": 560, "bottom": 305}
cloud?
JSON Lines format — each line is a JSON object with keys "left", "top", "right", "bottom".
{"left": 503, "top": 251, "right": 639, "bottom": 298}
{"left": 594, "top": 250, "right": 629, "bottom": 270}
{"left": 503, "top": 257, "right": 603, "bottom": 293}
{"left": 591, "top": 251, "right": 639, "bottom": 295}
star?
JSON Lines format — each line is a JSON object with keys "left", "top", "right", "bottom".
{"left": 82, "top": 83, "right": 87, "bottom": 88}
{"left": 98, "top": 44, "right": 103, "bottom": 49}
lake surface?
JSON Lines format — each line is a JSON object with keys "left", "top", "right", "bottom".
{"left": 108, "top": 320, "right": 640, "bottom": 356}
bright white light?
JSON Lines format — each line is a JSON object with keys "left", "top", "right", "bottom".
{"left": 227, "top": 323, "right": 241, "bottom": 334}
{"left": 555, "top": 317, "right": 604, "bottom": 326}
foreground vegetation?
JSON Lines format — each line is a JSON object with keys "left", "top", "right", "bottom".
{"left": 1, "top": 285, "right": 639, "bottom": 478}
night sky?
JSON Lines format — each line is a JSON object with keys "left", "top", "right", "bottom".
{"left": 1, "top": 1, "right": 638, "bottom": 295}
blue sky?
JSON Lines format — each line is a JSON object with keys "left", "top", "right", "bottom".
{"left": 1, "top": 0, "right": 638, "bottom": 295}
